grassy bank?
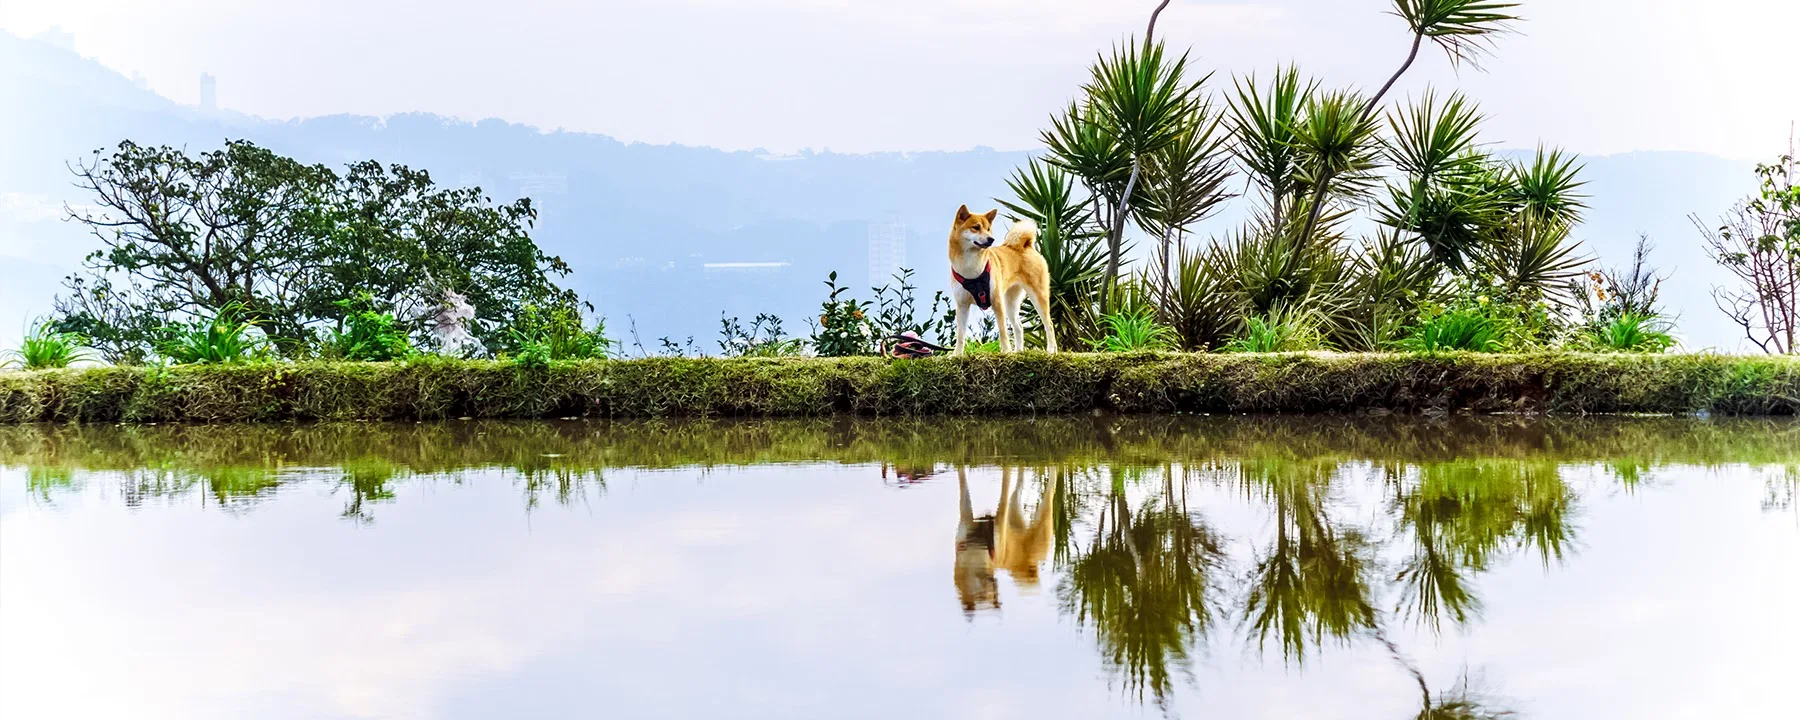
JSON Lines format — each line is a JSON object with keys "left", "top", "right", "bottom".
{"left": 2, "top": 353, "right": 1797, "bottom": 423}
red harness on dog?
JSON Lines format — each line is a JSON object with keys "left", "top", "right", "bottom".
{"left": 953, "top": 262, "right": 993, "bottom": 310}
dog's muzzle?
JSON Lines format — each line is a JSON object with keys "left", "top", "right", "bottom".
{"left": 974, "top": 236, "right": 996, "bottom": 249}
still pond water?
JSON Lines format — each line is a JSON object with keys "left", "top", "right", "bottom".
{"left": 2, "top": 416, "right": 1797, "bottom": 720}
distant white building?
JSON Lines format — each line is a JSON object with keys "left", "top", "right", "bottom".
{"left": 508, "top": 172, "right": 568, "bottom": 196}
{"left": 703, "top": 262, "right": 790, "bottom": 274}
{"left": 199, "top": 73, "right": 216, "bottom": 111}
{"left": 867, "top": 216, "right": 907, "bottom": 288}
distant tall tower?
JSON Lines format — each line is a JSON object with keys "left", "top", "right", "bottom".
{"left": 199, "top": 73, "right": 216, "bottom": 111}
{"left": 867, "top": 216, "right": 908, "bottom": 289}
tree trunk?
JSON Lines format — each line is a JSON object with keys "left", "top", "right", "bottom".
{"left": 1297, "top": 31, "right": 1425, "bottom": 251}
{"left": 1103, "top": 157, "right": 1144, "bottom": 315}
{"left": 1144, "top": 0, "right": 1174, "bottom": 48}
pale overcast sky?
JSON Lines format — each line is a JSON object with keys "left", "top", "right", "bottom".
{"left": 4, "top": 0, "right": 1796, "bottom": 159}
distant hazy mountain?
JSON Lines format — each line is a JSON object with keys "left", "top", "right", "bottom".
{"left": 0, "top": 32, "right": 1761, "bottom": 350}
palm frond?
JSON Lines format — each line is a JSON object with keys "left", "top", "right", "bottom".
{"left": 1086, "top": 39, "right": 1205, "bottom": 157}
{"left": 1042, "top": 101, "right": 1133, "bottom": 193}
{"left": 1384, "top": 90, "right": 1487, "bottom": 182}
{"left": 1391, "top": 0, "right": 1522, "bottom": 68}
{"left": 1506, "top": 145, "right": 1588, "bottom": 227}
{"left": 1479, "top": 218, "right": 1590, "bottom": 306}
{"left": 1135, "top": 96, "right": 1237, "bottom": 241}
{"left": 1291, "top": 90, "right": 1384, "bottom": 202}
{"left": 1228, "top": 65, "right": 1319, "bottom": 211}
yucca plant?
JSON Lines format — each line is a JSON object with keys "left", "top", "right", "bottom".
{"left": 1341, "top": 231, "right": 1442, "bottom": 350}
{"left": 158, "top": 302, "right": 272, "bottom": 364}
{"left": 1291, "top": 90, "right": 1384, "bottom": 217}
{"left": 3, "top": 319, "right": 93, "bottom": 370}
{"left": 1295, "top": 0, "right": 1521, "bottom": 247}
{"left": 1134, "top": 96, "right": 1235, "bottom": 281}
{"left": 1209, "top": 226, "right": 1351, "bottom": 320}
{"left": 1047, "top": 39, "right": 1204, "bottom": 311}
{"left": 1150, "top": 244, "right": 1241, "bottom": 350}
{"left": 1506, "top": 146, "right": 1588, "bottom": 226}
{"left": 1229, "top": 65, "right": 1318, "bottom": 224}
{"left": 1478, "top": 217, "right": 1589, "bottom": 308}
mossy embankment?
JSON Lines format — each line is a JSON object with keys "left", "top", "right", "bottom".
{"left": 2, "top": 353, "right": 1796, "bottom": 423}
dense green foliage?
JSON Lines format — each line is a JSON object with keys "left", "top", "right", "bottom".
{"left": 811, "top": 271, "right": 875, "bottom": 357}
{"left": 504, "top": 304, "right": 614, "bottom": 362}
{"left": 3, "top": 353, "right": 1795, "bottom": 423}
{"left": 53, "top": 139, "right": 579, "bottom": 362}
{"left": 321, "top": 295, "right": 416, "bottom": 361}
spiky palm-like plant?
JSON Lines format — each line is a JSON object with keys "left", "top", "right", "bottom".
{"left": 1295, "top": 0, "right": 1521, "bottom": 247}
{"left": 1046, "top": 39, "right": 1204, "bottom": 312}
{"left": 1342, "top": 231, "right": 1442, "bottom": 350}
{"left": 1134, "top": 97, "right": 1235, "bottom": 284}
{"left": 1229, "top": 65, "right": 1318, "bottom": 225}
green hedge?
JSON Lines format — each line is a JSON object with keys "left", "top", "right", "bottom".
{"left": 2, "top": 352, "right": 1797, "bottom": 423}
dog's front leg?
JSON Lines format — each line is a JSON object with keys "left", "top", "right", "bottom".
{"left": 991, "top": 289, "right": 1012, "bottom": 353}
{"left": 952, "top": 294, "right": 972, "bottom": 356}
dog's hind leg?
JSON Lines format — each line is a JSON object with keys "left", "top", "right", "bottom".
{"left": 992, "top": 285, "right": 1013, "bottom": 353}
{"left": 1004, "top": 286, "right": 1028, "bottom": 351}
{"left": 1028, "top": 283, "right": 1058, "bottom": 353}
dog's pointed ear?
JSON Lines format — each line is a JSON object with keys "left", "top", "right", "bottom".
{"left": 956, "top": 204, "right": 972, "bottom": 222}
{"left": 984, "top": 209, "right": 998, "bottom": 223}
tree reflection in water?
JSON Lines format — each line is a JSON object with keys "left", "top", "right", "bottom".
{"left": 1057, "top": 465, "right": 1226, "bottom": 708}
{"left": 1026, "top": 457, "right": 1569, "bottom": 716}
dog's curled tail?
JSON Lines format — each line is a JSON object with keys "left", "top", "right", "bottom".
{"left": 1005, "top": 218, "right": 1039, "bottom": 250}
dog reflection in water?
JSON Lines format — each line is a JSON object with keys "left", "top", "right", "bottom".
{"left": 954, "top": 466, "right": 1057, "bottom": 615}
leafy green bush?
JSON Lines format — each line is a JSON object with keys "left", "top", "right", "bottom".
{"left": 322, "top": 295, "right": 414, "bottom": 361}
{"left": 811, "top": 271, "right": 875, "bottom": 357}
{"left": 1578, "top": 312, "right": 1676, "bottom": 353}
{"left": 719, "top": 313, "right": 806, "bottom": 357}
{"left": 1086, "top": 305, "right": 1178, "bottom": 352}
{"left": 158, "top": 303, "right": 273, "bottom": 364}
{"left": 3, "top": 319, "right": 93, "bottom": 370}
{"left": 506, "top": 304, "right": 614, "bottom": 361}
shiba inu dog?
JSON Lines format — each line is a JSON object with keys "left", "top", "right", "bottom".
{"left": 953, "top": 466, "right": 1058, "bottom": 615}
{"left": 947, "top": 205, "right": 1059, "bottom": 354}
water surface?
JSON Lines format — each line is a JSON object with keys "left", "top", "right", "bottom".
{"left": 2, "top": 417, "right": 1796, "bottom": 719}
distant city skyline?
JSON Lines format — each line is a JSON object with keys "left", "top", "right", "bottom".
{"left": 867, "top": 217, "right": 908, "bottom": 291}
{"left": 2, "top": 1, "right": 1795, "bottom": 160}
